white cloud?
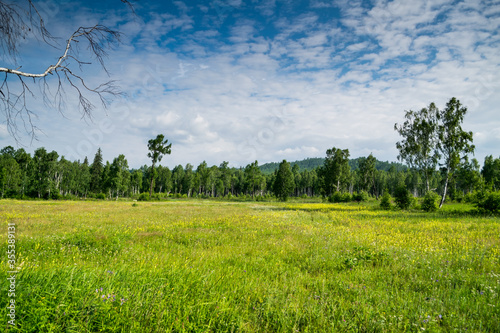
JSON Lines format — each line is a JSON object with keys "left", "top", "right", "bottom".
{"left": 2, "top": 0, "right": 499, "bottom": 169}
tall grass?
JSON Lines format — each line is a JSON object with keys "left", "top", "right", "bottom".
{"left": 1, "top": 200, "right": 499, "bottom": 332}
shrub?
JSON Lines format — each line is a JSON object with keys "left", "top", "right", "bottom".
{"left": 50, "top": 191, "right": 62, "bottom": 200}
{"left": 353, "top": 191, "right": 369, "bottom": 202}
{"left": 328, "top": 192, "right": 342, "bottom": 203}
{"left": 464, "top": 191, "right": 486, "bottom": 204}
{"left": 453, "top": 191, "right": 464, "bottom": 203}
{"left": 476, "top": 192, "right": 500, "bottom": 213}
{"left": 329, "top": 192, "right": 352, "bottom": 203}
{"left": 96, "top": 193, "right": 106, "bottom": 200}
{"left": 380, "top": 191, "right": 392, "bottom": 210}
{"left": 341, "top": 192, "right": 352, "bottom": 202}
{"left": 62, "top": 193, "right": 78, "bottom": 201}
{"left": 463, "top": 192, "right": 476, "bottom": 203}
{"left": 422, "top": 191, "right": 440, "bottom": 212}
{"left": 394, "top": 185, "right": 412, "bottom": 210}
{"left": 138, "top": 193, "right": 149, "bottom": 201}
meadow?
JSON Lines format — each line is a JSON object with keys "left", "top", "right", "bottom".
{"left": 0, "top": 199, "right": 499, "bottom": 332}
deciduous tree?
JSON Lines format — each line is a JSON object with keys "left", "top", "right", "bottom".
{"left": 395, "top": 103, "right": 440, "bottom": 193}
{"left": 147, "top": 134, "right": 171, "bottom": 197}
{"left": 320, "top": 147, "right": 350, "bottom": 196}
{"left": 437, "top": 98, "right": 474, "bottom": 207}
{"left": 0, "top": 0, "right": 131, "bottom": 140}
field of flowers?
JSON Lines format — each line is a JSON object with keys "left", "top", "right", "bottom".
{"left": 1, "top": 199, "right": 499, "bottom": 332}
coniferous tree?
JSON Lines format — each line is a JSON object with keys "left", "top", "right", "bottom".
{"left": 90, "top": 148, "right": 104, "bottom": 194}
{"left": 80, "top": 157, "right": 91, "bottom": 197}
{"left": 273, "top": 160, "right": 295, "bottom": 201}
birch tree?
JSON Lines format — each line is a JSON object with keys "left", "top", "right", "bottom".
{"left": 437, "top": 98, "right": 474, "bottom": 207}
{"left": 0, "top": 0, "right": 131, "bottom": 140}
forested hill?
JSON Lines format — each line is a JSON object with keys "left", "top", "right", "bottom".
{"left": 259, "top": 157, "right": 407, "bottom": 174}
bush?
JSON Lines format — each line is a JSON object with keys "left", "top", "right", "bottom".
{"left": 328, "top": 192, "right": 352, "bottom": 203}
{"left": 328, "top": 192, "right": 341, "bottom": 203}
{"left": 95, "top": 193, "right": 106, "bottom": 200}
{"left": 50, "top": 191, "right": 62, "bottom": 200}
{"left": 464, "top": 191, "right": 486, "bottom": 204}
{"left": 328, "top": 192, "right": 339, "bottom": 203}
{"left": 394, "top": 185, "right": 412, "bottom": 210}
{"left": 452, "top": 190, "right": 464, "bottom": 203}
{"left": 62, "top": 193, "right": 78, "bottom": 201}
{"left": 476, "top": 192, "right": 500, "bottom": 213}
{"left": 137, "top": 193, "right": 149, "bottom": 201}
{"left": 353, "top": 191, "right": 369, "bottom": 202}
{"left": 422, "top": 191, "right": 440, "bottom": 212}
{"left": 380, "top": 191, "right": 392, "bottom": 210}
{"left": 151, "top": 193, "right": 161, "bottom": 201}
{"left": 463, "top": 192, "right": 476, "bottom": 203}
{"left": 341, "top": 192, "right": 352, "bottom": 202}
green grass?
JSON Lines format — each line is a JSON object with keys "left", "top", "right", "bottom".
{"left": 1, "top": 200, "right": 499, "bottom": 332}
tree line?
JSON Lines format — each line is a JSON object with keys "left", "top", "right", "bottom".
{"left": 0, "top": 97, "right": 498, "bottom": 207}
{"left": 0, "top": 145, "right": 498, "bottom": 203}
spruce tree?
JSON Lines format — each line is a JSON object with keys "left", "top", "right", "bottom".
{"left": 90, "top": 148, "right": 103, "bottom": 194}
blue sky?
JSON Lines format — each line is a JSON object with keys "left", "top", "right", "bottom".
{"left": 1, "top": 0, "right": 499, "bottom": 168}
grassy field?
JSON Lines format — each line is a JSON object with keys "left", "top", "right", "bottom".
{"left": 1, "top": 199, "right": 499, "bottom": 332}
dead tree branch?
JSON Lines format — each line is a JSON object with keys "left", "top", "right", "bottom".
{"left": 0, "top": 1, "right": 127, "bottom": 143}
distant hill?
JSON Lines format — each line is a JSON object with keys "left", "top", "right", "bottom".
{"left": 259, "top": 157, "right": 406, "bottom": 174}
{"left": 259, "top": 158, "right": 324, "bottom": 174}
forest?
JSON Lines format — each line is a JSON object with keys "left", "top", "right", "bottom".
{"left": 1, "top": 98, "right": 499, "bottom": 212}
{"left": 0, "top": 144, "right": 498, "bottom": 207}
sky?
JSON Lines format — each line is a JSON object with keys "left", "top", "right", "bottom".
{"left": 1, "top": 0, "right": 499, "bottom": 169}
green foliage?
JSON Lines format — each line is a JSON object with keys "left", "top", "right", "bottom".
{"left": 422, "top": 191, "right": 440, "bottom": 212}
{"left": 328, "top": 192, "right": 351, "bottom": 203}
{"left": 320, "top": 147, "right": 350, "bottom": 196}
{"left": 90, "top": 148, "right": 104, "bottom": 193}
{"left": 437, "top": 98, "right": 475, "bottom": 207}
{"left": 476, "top": 191, "right": 500, "bottom": 213}
{"left": 394, "top": 98, "right": 475, "bottom": 207}
{"left": 260, "top": 157, "right": 406, "bottom": 174}
{"left": 482, "top": 155, "right": 500, "bottom": 190}
{"left": 137, "top": 192, "right": 149, "bottom": 201}
{"left": 394, "top": 184, "right": 412, "bottom": 210}
{"left": 353, "top": 190, "right": 369, "bottom": 202}
{"left": 358, "top": 154, "right": 377, "bottom": 192}
{"left": 395, "top": 103, "right": 440, "bottom": 192}
{"left": 273, "top": 160, "right": 295, "bottom": 201}
{"left": 147, "top": 134, "right": 172, "bottom": 197}
{"left": 95, "top": 193, "right": 106, "bottom": 200}
{"left": 380, "top": 191, "right": 392, "bottom": 210}
{"left": 244, "top": 160, "right": 261, "bottom": 197}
